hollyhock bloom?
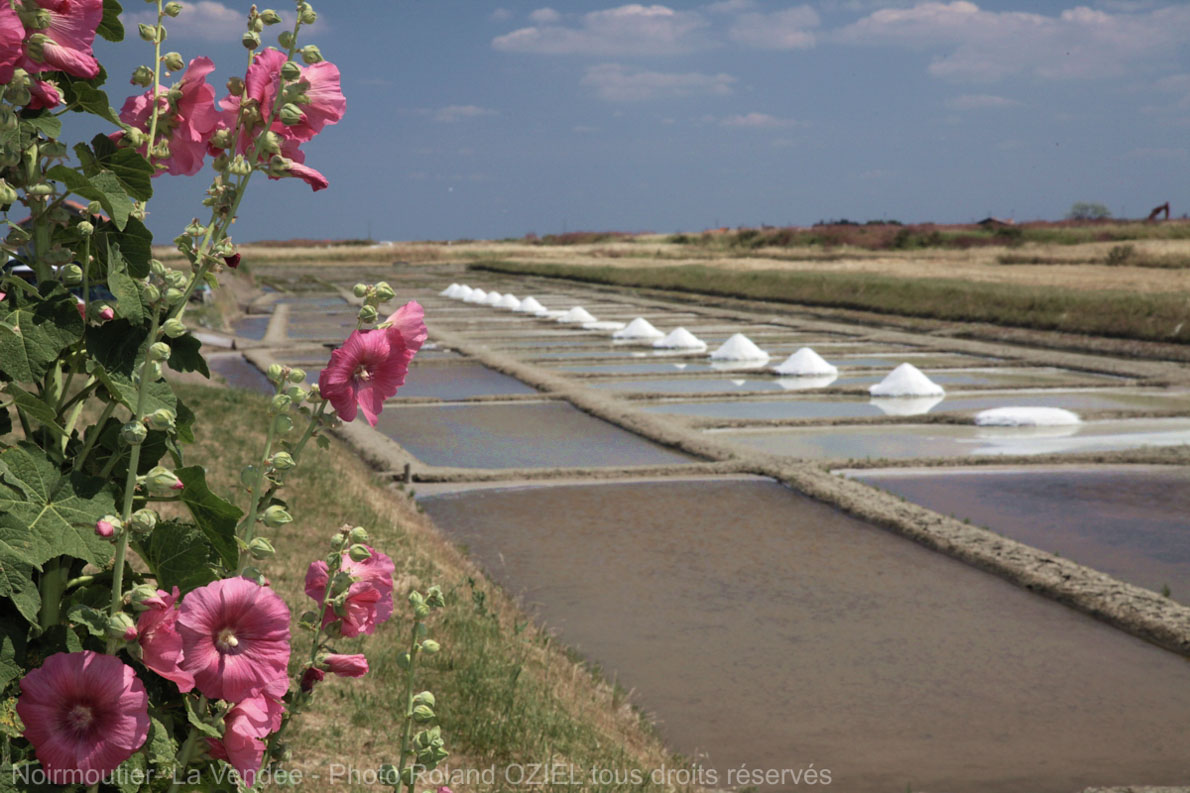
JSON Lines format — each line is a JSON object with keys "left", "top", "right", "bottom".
{"left": 322, "top": 654, "right": 368, "bottom": 678}
{"left": 17, "top": 652, "right": 150, "bottom": 784}
{"left": 206, "top": 682, "right": 285, "bottom": 786}
{"left": 305, "top": 545, "right": 396, "bottom": 637}
{"left": 0, "top": 5, "right": 23, "bottom": 84}
{"left": 177, "top": 577, "right": 291, "bottom": 702}
{"left": 19, "top": 0, "right": 103, "bottom": 80}
{"left": 26, "top": 78, "right": 63, "bottom": 110}
{"left": 137, "top": 586, "right": 195, "bottom": 692}
{"left": 300, "top": 666, "right": 324, "bottom": 693}
{"left": 116, "top": 57, "right": 219, "bottom": 176}
{"left": 318, "top": 301, "right": 425, "bottom": 426}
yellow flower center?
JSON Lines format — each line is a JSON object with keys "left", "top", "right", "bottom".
{"left": 216, "top": 627, "right": 240, "bottom": 652}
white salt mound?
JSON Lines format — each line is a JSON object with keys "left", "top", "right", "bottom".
{"left": 709, "top": 333, "right": 769, "bottom": 361}
{"left": 869, "top": 363, "right": 945, "bottom": 397}
{"left": 613, "top": 318, "right": 665, "bottom": 340}
{"left": 771, "top": 347, "right": 838, "bottom": 377}
{"left": 775, "top": 374, "right": 838, "bottom": 391}
{"left": 653, "top": 327, "right": 707, "bottom": 350}
{"left": 975, "top": 407, "right": 1082, "bottom": 427}
{"left": 456, "top": 285, "right": 475, "bottom": 300}
{"left": 517, "top": 296, "right": 546, "bottom": 314}
{"left": 484, "top": 291, "right": 505, "bottom": 306}
{"left": 557, "top": 307, "right": 597, "bottom": 324}
{"left": 870, "top": 395, "right": 945, "bottom": 416}
{"left": 583, "top": 320, "right": 627, "bottom": 331}
{"left": 440, "top": 283, "right": 460, "bottom": 297}
{"left": 464, "top": 288, "right": 488, "bottom": 304}
{"left": 496, "top": 293, "right": 521, "bottom": 310}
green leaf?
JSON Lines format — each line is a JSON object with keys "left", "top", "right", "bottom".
{"left": 88, "top": 134, "right": 152, "bottom": 202}
{"left": 176, "top": 467, "right": 240, "bottom": 570}
{"left": 166, "top": 333, "right": 209, "bottom": 377}
{"left": 93, "top": 216, "right": 152, "bottom": 278}
{"left": 85, "top": 318, "right": 147, "bottom": 376}
{"left": 98, "top": 0, "right": 124, "bottom": 42}
{"left": 66, "top": 604, "right": 108, "bottom": 638}
{"left": 0, "top": 288, "right": 84, "bottom": 382}
{"left": 115, "top": 751, "right": 147, "bottom": 793}
{"left": 0, "top": 522, "right": 39, "bottom": 625}
{"left": 0, "top": 615, "right": 27, "bottom": 691}
{"left": 184, "top": 696, "right": 222, "bottom": 739}
{"left": 47, "top": 164, "right": 133, "bottom": 230}
{"left": 141, "top": 519, "right": 220, "bottom": 594}
{"left": 147, "top": 715, "right": 178, "bottom": 766}
{"left": 3, "top": 384, "right": 64, "bottom": 440}
{"left": 70, "top": 82, "right": 122, "bottom": 127}
{"left": 104, "top": 244, "right": 145, "bottom": 323}
{"left": 175, "top": 395, "right": 195, "bottom": 445}
{"left": 0, "top": 443, "right": 117, "bottom": 569}
{"left": 88, "top": 418, "right": 169, "bottom": 480}
{"left": 23, "top": 115, "right": 61, "bottom": 140}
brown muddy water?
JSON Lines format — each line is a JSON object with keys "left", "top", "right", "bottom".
{"left": 851, "top": 466, "right": 1190, "bottom": 604}
{"left": 419, "top": 480, "right": 1190, "bottom": 792}
{"left": 373, "top": 402, "right": 693, "bottom": 468}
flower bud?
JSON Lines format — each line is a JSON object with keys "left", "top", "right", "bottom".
{"left": 161, "top": 317, "right": 187, "bottom": 338}
{"left": 357, "top": 305, "right": 377, "bottom": 324}
{"left": 347, "top": 543, "right": 371, "bottom": 562}
{"left": 147, "top": 341, "right": 172, "bottom": 362}
{"left": 240, "top": 567, "right": 267, "bottom": 586}
{"left": 128, "top": 584, "right": 163, "bottom": 611}
{"left": 373, "top": 281, "right": 394, "bottom": 302}
{"left": 163, "top": 1, "right": 182, "bottom": 17}
{"left": 59, "top": 263, "right": 83, "bottom": 286}
{"left": 225, "top": 76, "right": 244, "bottom": 96}
{"left": 138, "top": 23, "right": 157, "bottom": 42}
{"left": 146, "top": 408, "right": 175, "bottom": 431}
{"left": 108, "top": 612, "right": 138, "bottom": 642}
{"left": 420, "top": 639, "right": 440, "bottom": 655}
{"left": 280, "top": 59, "right": 301, "bottom": 81}
{"left": 0, "top": 179, "right": 16, "bottom": 206}
{"left": 299, "top": 44, "right": 322, "bottom": 64}
{"left": 352, "top": 283, "right": 368, "bottom": 298}
{"left": 162, "top": 51, "right": 184, "bottom": 71}
{"left": 242, "top": 30, "right": 261, "bottom": 49}
{"left": 140, "top": 360, "right": 163, "bottom": 382}
{"left": 274, "top": 414, "right": 293, "bottom": 433}
{"left": 164, "top": 287, "right": 185, "bottom": 305}
{"left": 128, "top": 508, "right": 158, "bottom": 534}
{"left": 278, "top": 103, "right": 304, "bottom": 127}
{"left": 259, "top": 8, "right": 282, "bottom": 24}
{"left": 412, "top": 704, "right": 435, "bottom": 723}
{"left": 270, "top": 451, "right": 296, "bottom": 471}
{"left": 261, "top": 504, "right": 293, "bottom": 528}
{"left": 131, "top": 64, "right": 154, "bottom": 86}
{"left": 299, "top": 4, "right": 317, "bottom": 24}
{"left": 120, "top": 421, "right": 148, "bottom": 446}
{"left": 265, "top": 363, "right": 285, "bottom": 384}
{"left": 277, "top": 30, "right": 295, "bottom": 49}
{"left": 270, "top": 393, "right": 292, "bottom": 413}
{"left": 95, "top": 515, "right": 121, "bottom": 538}
{"left": 347, "top": 526, "right": 369, "bottom": 544}
{"left": 300, "top": 666, "right": 324, "bottom": 693}
{"left": 143, "top": 467, "right": 184, "bottom": 496}
{"left": 425, "top": 585, "right": 445, "bottom": 609}
{"left": 377, "top": 765, "right": 399, "bottom": 786}
{"left": 248, "top": 537, "right": 276, "bottom": 559}
{"left": 142, "top": 283, "right": 161, "bottom": 305}
{"left": 77, "top": 220, "right": 94, "bottom": 236}
{"left": 412, "top": 691, "right": 435, "bottom": 708}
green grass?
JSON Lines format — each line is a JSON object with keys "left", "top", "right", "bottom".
{"left": 471, "top": 260, "right": 1190, "bottom": 344}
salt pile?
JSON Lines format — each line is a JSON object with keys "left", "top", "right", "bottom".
{"left": 456, "top": 285, "right": 475, "bottom": 301}
{"left": 709, "top": 333, "right": 769, "bottom": 361}
{"left": 869, "top": 363, "right": 944, "bottom": 397}
{"left": 484, "top": 291, "right": 504, "bottom": 306}
{"left": 584, "top": 320, "right": 627, "bottom": 331}
{"left": 556, "top": 307, "right": 597, "bottom": 324}
{"left": 771, "top": 347, "right": 837, "bottom": 377}
{"left": 613, "top": 318, "right": 665, "bottom": 340}
{"left": 653, "top": 327, "right": 707, "bottom": 350}
{"left": 775, "top": 374, "right": 838, "bottom": 391}
{"left": 439, "top": 283, "right": 460, "bottom": 297}
{"left": 464, "top": 288, "right": 488, "bottom": 304}
{"left": 975, "top": 407, "right": 1082, "bottom": 427}
{"left": 496, "top": 293, "right": 521, "bottom": 310}
{"left": 517, "top": 296, "right": 547, "bottom": 314}
{"left": 870, "top": 395, "right": 945, "bottom": 416}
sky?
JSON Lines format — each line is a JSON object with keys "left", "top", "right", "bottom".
{"left": 78, "top": 1, "right": 1190, "bottom": 242}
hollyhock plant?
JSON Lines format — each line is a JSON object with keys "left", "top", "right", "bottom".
{"left": 322, "top": 653, "right": 368, "bottom": 678}
{"left": 0, "top": 4, "right": 23, "bottom": 84}
{"left": 305, "top": 545, "right": 396, "bottom": 637}
{"left": 116, "top": 57, "right": 220, "bottom": 176}
{"left": 176, "top": 577, "right": 291, "bottom": 702}
{"left": 18, "top": 0, "right": 104, "bottom": 80}
{"left": 136, "top": 586, "right": 195, "bottom": 692}
{"left": 206, "top": 684, "right": 284, "bottom": 785}
{"left": 17, "top": 652, "right": 150, "bottom": 784}
{"left": 318, "top": 301, "right": 425, "bottom": 426}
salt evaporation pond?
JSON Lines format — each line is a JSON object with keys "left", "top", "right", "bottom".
{"left": 852, "top": 466, "right": 1190, "bottom": 604}
{"left": 419, "top": 479, "right": 1190, "bottom": 792}
{"left": 231, "top": 314, "right": 271, "bottom": 340}
{"left": 642, "top": 390, "right": 1189, "bottom": 421}
{"left": 279, "top": 362, "right": 539, "bottom": 401}
{"left": 373, "top": 402, "right": 692, "bottom": 468}
{"left": 711, "top": 417, "right": 1190, "bottom": 461}
{"left": 207, "top": 354, "right": 272, "bottom": 394}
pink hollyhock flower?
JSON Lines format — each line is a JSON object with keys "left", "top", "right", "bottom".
{"left": 17, "top": 651, "right": 150, "bottom": 784}
{"left": 305, "top": 545, "right": 396, "bottom": 637}
{"left": 137, "top": 586, "right": 195, "bottom": 692}
{"left": 206, "top": 682, "right": 285, "bottom": 786}
{"left": 300, "top": 666, "right": 324, "bottom": 693}
{"left": 94, "top": 518, "right": 114, "bottom": 538}
{"left": 97, "top": 305, "right": 114, "bottom": 321}
{"left": 318, "top": 301, "right": 425, "bottom": 426}
{"left": 322, "top": 654, "right": 368, "bottom": 678}
{"left": 0, "top": 4, "right": 23, "bottom": 84}
{"left": 177, "top": 578, "right": 291, "bottom": 702}
{"left": 116, "top": 57, "right": 219, "bottom": 176}
{"left": 26, "top": 78, "right": 63, "bottom": 110}
{"left": 19, "top": 0, "right": 103, "bottom": 80}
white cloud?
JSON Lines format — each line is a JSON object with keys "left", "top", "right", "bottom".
{"left": 581, "top": 63, "right": 735, "bottom": 101}
{"left": 126, "top": 0, "right": 243, "bottom": 40}
{"left": 428, "top": 105, "right": 498, "bottom": 123}
{"left": 729, "top": 6, "right": 819, "bottom": 49}
{"left": 721, "top": 112, "right": 800, "bottom": 128}
{"left": 528, "top": 7, "right": 562, "bottom": 24}
{"left": 492, "top": 4, "right": 711, "bottom": 56}
{"left": 835, "top": 1, "right": 1190, "bottom": 82}
{"left": 947, "top": 93, "right": 1019, "bottom": 110}
{"left": 490, "top": 8, "right": 513, "bottom": 22}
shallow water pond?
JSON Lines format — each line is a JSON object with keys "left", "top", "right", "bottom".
{"left": 207, "top": 355, "right": 271, "bottom": 393}
{"left": 419, "top": 479, "right": 1190, "bottom": 792}
{"left": 231, "top": 314, "right": 271, "bottom": 341}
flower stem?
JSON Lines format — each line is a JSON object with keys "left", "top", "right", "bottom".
{"left": 395, "top": 619, "right": 422, "bottom": 790}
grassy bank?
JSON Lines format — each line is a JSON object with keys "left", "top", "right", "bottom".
{"left": 471, "top": 260, "right": 1190, "bottom": 344}
{"left": 174, "top": 382, "right": 689, "bottom": 793}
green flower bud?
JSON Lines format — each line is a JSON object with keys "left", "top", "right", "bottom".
{"left": 163, "top": 51, "right": 184, "bottom": 71}
{"left": 377, "top": 765, "right": 399, "bottom": 786}
{"left": 128, "top": 584, "right": 162, "bottom": 611}
{"left": 299, "top": 44, "right": 323, "bottom": 64}
{"left": 248, "top": 537, "right": 276, "bottom": 559}
{"left": 412, "top": 704, "right": 435, "bottom": 723}
{"left": 142, "top": 283, "right": 161, "bottom": 304}
{"left": 143, "top": 467, "right": 184, "bottom": 496}
{"left": 274, "top": 414, "right": 294, "bottom": 433}
{"left": 396, "top": 652, "right": 411, "bottom": 671}
{"left": 147, "top": 341, "right": 172, "bottom": 362}
{"left": 0, "top": 179, "right": 16, "bottom": 206}
{"left": 128, "top": 508, "right": 158, "bottom": 534}
{"left": 412, "top": 691, "right": 435, "bottom": 708}
{"left": 120, "top": 421, "right": 148, "bottom": 446}
{"left": 347, "top": 543, "right": 372, "bottom": 562}
{"left": 229, "top": 154, "right": 253, "bottom": 176}
{"left": 77, "top": 220, "right": 94, "bottom": 236}
{"left": 299, "top": 4, "right": 317, "bottom": 25}
{"left": 138, "top": 23, "right": 157, "bottom": 42}
{"left": 299, "top": 610, "right": 319, "bottom": 629}
{"left": 107, "top": 611, "right": 137, "bottom": 642}
{"left": 347, "top": 526, "right": 369, "bottom": 544}
{"left": 225, "top": 76, "right": 244, "bottom": 97}
{"left": 420, "top": 639, "right": 440, "bottom": 655}
{"left": 352, "top": 283, "right": 368, "bottom": 298}
{"left": 425, "top": 585, "right": 445, "bottom": 608}
{"left": 270, "top": 393, "right": 292, "bottom": 413}
{"left": 146, "top": 408, "right": 176, "bottom": 431}
{"left": 242, "top": 30, "right": 261, "bottom": 49}
{"left": 60, "top": 263, "right": 83, "bottom": 285}
{"left": 161, "top": 317, "right": 187, "bottom": 338}
{"left": 164, "top": 287, "right": 184, "bottom": 305}
{"left": 281, "top": 368, "right": 304, "bottom": 385}
{"left": 163, "top": 1, "right": 182, "bottom": 17}
{"left": 250, "top": 16, "right": 263, "bottom": 32}
{"left": 266, "top": 363, "right": 286, "bottom": 385}
{"left": 413, "top": 602, "right": 431, "bottom": 620}
{"left": 259, "top": 8, "right": 282, "bottom": 24}
{"left": 150, "top": 258, "right": 168, "bottom": 278}
{"left": 140, "top": 360, "right": 163, "bottom": 383}
{"left": 131, "top": 64, "right": 154, "bottom": 86}
{"left": 357, "top": 305, "right": 377, "bottom": 324}
{"left": 270, "top": 451, "right": 296, "bottom": 471}
{"left": 277, "top": 30, "right": 295, "bottom": 49}
{"left": 261, "top": 504, "right": 293, "bottom": 528}
{"left": 278, "top": 103, "right": 304, "bottom": 126}
{"left": 373, "top": 281, "right": 394, "bottom": 302}
{"left": 280, "top": 59, "right": 301, "bottom": 81}
{"left": 241, "top": 567, "right": 267, "bottom": 586}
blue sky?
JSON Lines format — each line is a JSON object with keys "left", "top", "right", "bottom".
{"left": 82, "top": 1, "right": 1190, "bottom": 242}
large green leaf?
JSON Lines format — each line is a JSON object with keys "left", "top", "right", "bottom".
{"left": 46, "top": 164, "right": 132, "bottom": 230}
{"left": 88, "top": 134, "right": 152, "bottom": 202}
{"left": 166, "top": 333, "right": 208, "bottom": 377}
{"left": 0, "top": 443, "right": 116, "bottom": 568}
{"left": 141, "top": 519, "right": 219, "bottom": 594}
{"left": 0, "top": 288, "right": 84, "bottom": 383}
{"left": 98, "top": 0, "right": 124, "bottom": 41}
{"left": 2, "top": 384, "right": 64, "bottom": 440}
{"left": 176, "top": 466, "right": 240, "bottom": 570}
{"left": 23, "top": 115, "right": 61, "bottom": 140}
{"left": 93, "top": 215, "right": 153, "bottom": 278}
{"left": 0, "top": 514, "right": 42, "bottom": 624}
{"left": 103, "top": 244, "right": 145, "bottom": 323}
